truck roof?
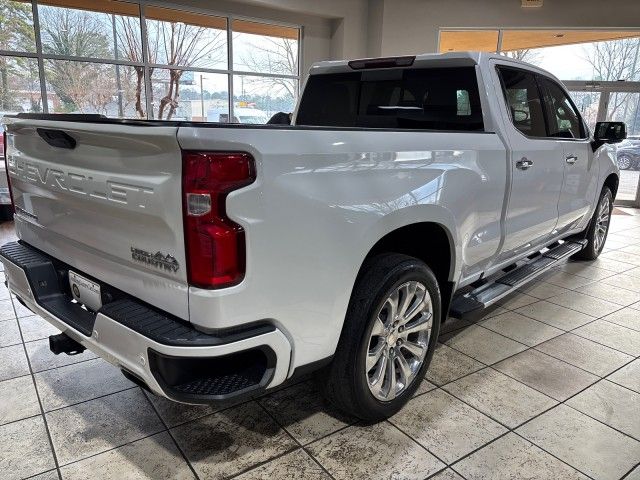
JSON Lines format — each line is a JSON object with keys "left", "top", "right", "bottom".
{"left": 308, "top": 51, "right": 559, "bottom": 82}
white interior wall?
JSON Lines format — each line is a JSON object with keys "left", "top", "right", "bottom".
{"left": 374, "top": 0, "right": 640, "bottom": 56}
{"left": 233, "top": 0, "right": 370, "bottom": 59}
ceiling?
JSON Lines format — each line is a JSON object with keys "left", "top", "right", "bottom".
{"left": 440, "top": 29, "right": 640, "bottom": 53}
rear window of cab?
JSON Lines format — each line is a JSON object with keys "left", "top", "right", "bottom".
{"left": 296, "top": 66, "right": 484, "bottom": 131}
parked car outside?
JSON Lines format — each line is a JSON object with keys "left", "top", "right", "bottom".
{"left": 617, "top": 135, "right": 640, "bottom": 170}
{"left": 207, "top": 103, "right": 270, "bottom": 124}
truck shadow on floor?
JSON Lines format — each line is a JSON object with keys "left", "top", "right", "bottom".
{"left": 29, "top": 276, "right": 512, "bottom": 476}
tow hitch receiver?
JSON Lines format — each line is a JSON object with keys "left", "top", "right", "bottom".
{"left": 49, "top": 333, "right": 86, "bottom": 356}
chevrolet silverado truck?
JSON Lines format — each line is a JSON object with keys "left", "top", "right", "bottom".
{"left": 0, "top": 52, "right": 624, "bottom": 421}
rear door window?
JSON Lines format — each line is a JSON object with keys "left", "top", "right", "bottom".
{"left": 296, "top": 66, "right": 484, "bottom": 131}
{"left": 497, "top": 67, "right": 547, "bottom": 138}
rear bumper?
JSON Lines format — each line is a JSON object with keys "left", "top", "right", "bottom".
{"left": 0, "top": 241, "right": 291, "bottom": 404}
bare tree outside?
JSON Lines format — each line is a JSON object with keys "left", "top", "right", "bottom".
{"left": 236, "top": 36, "right": 298, "bottom": 112}
{"left": 585, "top": 38, "right": 640, "bottom": 82}
{"left": 503, "top": 49, "right": 541, "bottom": 65}
{"left": 583, "top": 38, "right": 640, "bottom": 121}
{"left": 115, "top": 15, "right": 148, "bottom": 117}
{"left": 146, "top": 18, "right": 226, "bottom": 119}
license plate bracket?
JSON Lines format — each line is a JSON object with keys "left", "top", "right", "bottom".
{"left": 68, "top": 271, "right": 102, "bottom": 312}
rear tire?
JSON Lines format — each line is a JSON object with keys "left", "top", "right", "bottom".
{"left": 322, "top": 253, "right": 441, "bottom": 421}
{"left": 572, "top": 186, "right": 613, "bottom": 261}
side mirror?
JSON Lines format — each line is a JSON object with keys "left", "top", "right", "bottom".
{"left": 594, "top": 121, "right": 627, "bottom": 143}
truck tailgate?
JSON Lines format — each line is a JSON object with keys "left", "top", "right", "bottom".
{"left": 4, "top": 119, "right": 188, "bottom": 320}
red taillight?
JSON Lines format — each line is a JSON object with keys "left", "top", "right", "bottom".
{"left": 182, "top": 151, "right": 256, "bottom": 288}
{"left": 2, "top": 131, "right": 14, "bottom": 213}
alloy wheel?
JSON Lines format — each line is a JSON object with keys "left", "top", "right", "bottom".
{"left": 594, "top": 195, "right": 611, "bottom": 253}
{"left": 366, "top": 281, "right": 432, "bottom": 401}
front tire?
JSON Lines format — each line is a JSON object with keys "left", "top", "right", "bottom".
{"left": 322, "top": 253, "right": 441, "bottom": 421}
{"left": 572, "top": 186, "right": 613, "bottom": 260}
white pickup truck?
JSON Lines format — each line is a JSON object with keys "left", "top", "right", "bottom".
{"left": 0, "top": 52, "right": 624, "bottom": 421}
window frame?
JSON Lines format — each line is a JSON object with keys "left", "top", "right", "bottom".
{"left": 496, "top": 64, "right": 590, "bottom": 141}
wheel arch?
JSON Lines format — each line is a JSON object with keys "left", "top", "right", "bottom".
{"left": 364, "top": 222, "right": 454, "bottom": 282}
{"left": 604, "top": 172, "right": 619, "bottom": 199}
{"left": 357, "top": 221, "right": 457, "bottom": 323}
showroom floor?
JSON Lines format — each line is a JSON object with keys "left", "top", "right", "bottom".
{"left": 1, "top": 212, "right": 639, "bottom": 480}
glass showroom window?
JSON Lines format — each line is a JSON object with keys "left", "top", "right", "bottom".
{"left": 232, "top": 20, "right": 299, "bottom": 118}
{"left": 38, "top": 0, "right": 141, "bottom": 61}
{"left": 233, "top": 74, "right": 297, "bottom": 121}
{"left": 37, "top": 0, "right": 144, "bottom": 118}
{"left": 0, "top": 1, "right": 40, "bottom": 115}
{"left": 0, "top": 0, "right": 36, "bottom": 53}
{"left": 0, "top": 1, "right": 301, "bottom": 120}
{"left": 500, "top": 32, "right": 640, "bottom": 83}
{"left": 44, "top": 60, "right": 143, "bottom": 117}
{"left": 0, "top": 56, "right": 41, "bottom": 113}
{"left": 150, "top": 69, "right": 228, "bottom": 121}
{"left": 145, "top": 6, "right": 228, "bottom": 70}
{"left": 499, "top": 33, "right": 640, "bottom": 135}
{"left": 145, "top": 6, "right": 228, "bottom": 121}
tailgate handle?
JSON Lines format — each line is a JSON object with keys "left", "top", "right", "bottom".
{"left": 37, "top": 128, "right": 77, "bottom": 149}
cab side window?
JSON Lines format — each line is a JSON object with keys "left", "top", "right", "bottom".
{"left": 539, "top": 77, "right": 586, "bottom": 139}
{"left": 497, "top": 67, "right": 547, "bottom": 138}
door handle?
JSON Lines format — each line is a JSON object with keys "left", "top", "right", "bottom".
{"left": 565, "top": 155, "right": 578, "bottom": 165}
{"left": 516, "top": 158, "right": 534, "bottom": 170}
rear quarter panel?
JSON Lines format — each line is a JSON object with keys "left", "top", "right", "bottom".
{"left": 179, "top": 126, "right": 507, "bottom": 370}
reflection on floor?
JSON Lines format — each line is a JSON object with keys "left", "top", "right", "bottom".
{"left": 618, "top": 170, "right": 639, "bottom": 202}
{"left": 0, "top": 212, "right": 639, "bottom": 480}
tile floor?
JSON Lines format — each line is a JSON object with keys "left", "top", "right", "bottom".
{"left": 1, "top": 211, "right": 640, "bottom": 480}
